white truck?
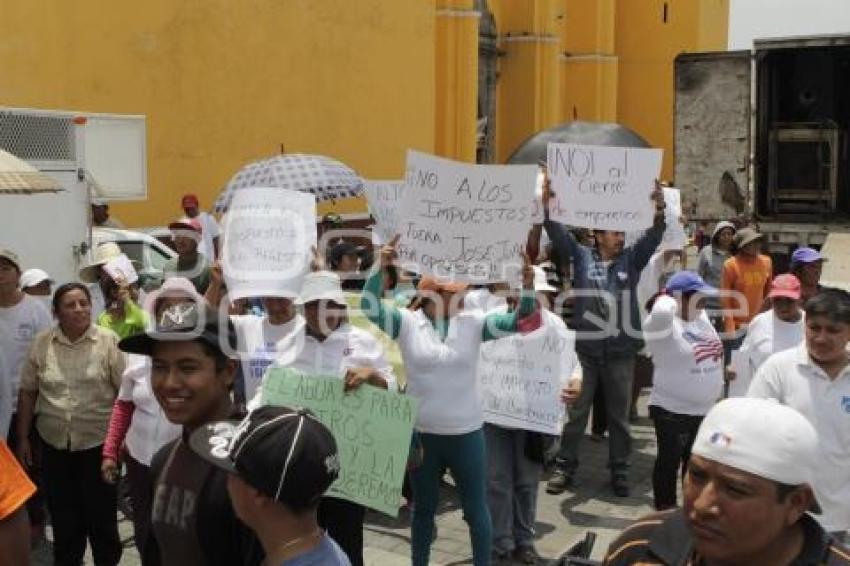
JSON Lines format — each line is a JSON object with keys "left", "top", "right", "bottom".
{"left": 0, "top": 107, "right": 148, "bottom": 284}
{"left": 674, "top": 34, "right": 850, "bottom": 286}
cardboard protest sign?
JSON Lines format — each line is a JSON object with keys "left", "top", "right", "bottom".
{"left": 363, "top": 180, "right": 404, "bottom": 245}
{"left": 261, "top": 368, "right": 417, "bottom": 517}
{"left": 221, "top": 187, "right": 316, "bottom": 301}
{"left": 479, "top": 321, "right": 577, "bottom": 435}
{"left": 397, "top": 150, "right": 538, "bottom": 283}
{"left": 546, "top": 144, "right": 662, "bottom": 231}
{"left": 103, "top": 254, "right": 138, "bottom": 285}
{"left": 660, "top": 187, "right": 687, "bottom": 250}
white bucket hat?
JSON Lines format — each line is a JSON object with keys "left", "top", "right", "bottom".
{"left": 79, "top": 242, "right": 125, "bottom": 283}
{"left": 296, "top": 271, "right": 346, "bottom": 306}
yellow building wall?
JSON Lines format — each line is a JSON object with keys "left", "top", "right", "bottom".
{"left": 0, "top": 1, "right": 436, "bottom": 227}
{"left": 561, "top": 57, "right": 618, "bottom": 122}
{"left": 561, "top": 0, "right": 618, "bottom": 122}
{"left": 491, "top": 0, "right": 563, "bottom": 163}
{"left": 435, "top": 0, "right": 480, "bottom": 162}
{"left": 615, "top": 0, "right": 728, "bottom": 180}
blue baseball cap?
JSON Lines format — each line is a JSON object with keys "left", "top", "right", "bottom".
{"left": 665, "top": 271, "right": 717, "bottom": 295}
{"left": 791, "top": 247, "right": 824, "bottom": 265}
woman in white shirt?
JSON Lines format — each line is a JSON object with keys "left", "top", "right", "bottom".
{"left": 643, "top": 271, "right": 724, "bottom": 510}
{"left": 727, "top": 274, "right": 804, "bottom": 397}
{"left": 267, "top": 270, "right": 395, "bottom": 566}
{"left": 362, "top": 236, "right": 535, "bottom": 566}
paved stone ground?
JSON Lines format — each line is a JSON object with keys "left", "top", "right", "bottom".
{"left": 32, "top": 393, "right": 658, "bottom": 565}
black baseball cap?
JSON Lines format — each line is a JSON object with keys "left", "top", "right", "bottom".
{"left": 118, "top": 302, "right": 236, "bottom": 357}
{"left": 189, "top": 406, "right": 340, "bottom": 510}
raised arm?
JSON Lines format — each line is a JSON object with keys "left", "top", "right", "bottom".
{"left": 361, "top": 235, "right": 403, "bottom": 340}
{"left": 204, "top": 261, "right": 226, "bottom": 309}
{"left": 482, "top": 253, "right": 537, "bottom": 341}
{"left": 629, "top": 182, "right": 668, "bottom": 271}
{"left": 540, "top": 174, "right": 583, "bottom": 272}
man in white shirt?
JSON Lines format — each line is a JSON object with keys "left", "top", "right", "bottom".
{"left": 748, "top": 288, "right": 850, "bottom": 538}
{"left": 0, "top": 248, "right": 52, "bottom": 539}
{"left": 728, "top": 274, "right": 805, "bottom": 396}
{"left": 181, "top": 193, "right": 220, "bottom": 260}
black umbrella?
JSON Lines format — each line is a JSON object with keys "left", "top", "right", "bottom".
{"left": 506, "top": 120, "right": 650, "bottom": 165}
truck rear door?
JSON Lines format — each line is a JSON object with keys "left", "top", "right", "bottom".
{"left": 674, "top": 51, "right": 751, "bottom": 223}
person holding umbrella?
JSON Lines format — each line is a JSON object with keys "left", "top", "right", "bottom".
{"left": 361, "top": 235, "right": 536, "bottom": 566}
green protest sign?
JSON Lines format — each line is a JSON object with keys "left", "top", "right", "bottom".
{"left": 261, "top": 367, "right": 417, "bottom": 517}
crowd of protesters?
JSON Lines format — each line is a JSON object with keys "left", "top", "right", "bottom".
{"left": 1, "top": 183, "right": 849, "bottom": 566}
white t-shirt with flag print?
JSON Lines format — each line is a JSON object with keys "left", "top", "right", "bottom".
{"left": 644, "top": 295, "right": 724, "bottom": 415}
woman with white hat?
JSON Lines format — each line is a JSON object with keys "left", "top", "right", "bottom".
{"left": 362, "top": 235, "right": 535, "bottom": 566}
{"left": 261, "top": 269, "right": 395, "bottom": 566}
{"left": 79, "top": 242, "right": 143, "bottom": 319}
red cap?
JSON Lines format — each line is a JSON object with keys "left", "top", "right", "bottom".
{"left": 169, "top": 217, "right": 202, "bottom": 234}
{"left": 181, "top": 193, "right": 200, "bottom": 208}
{"left": 768, "top": 274, "right": 801, "bottom": 300}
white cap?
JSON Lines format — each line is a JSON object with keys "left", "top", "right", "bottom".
{"left": 296, "top": 271, "right": 346, "bottom": 305}
{"left": 20, "top": 268, "right": 52, "bottom": 289}
{"left": 79, "top": 242, "right": 124, "bottom": 283}
{"left": 693, "top": 397, "right": 821, "bottom": 511}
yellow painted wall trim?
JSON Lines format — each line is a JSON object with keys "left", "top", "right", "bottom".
{"left": 435, "top": 9, "right": 481, "bottom": 18}
{"left": 501, "top": 34, "right": 560, "bottom": 44}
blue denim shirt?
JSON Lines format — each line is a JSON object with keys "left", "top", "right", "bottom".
{"left": 544, "top": 216, "right": 665, "bottom": 358}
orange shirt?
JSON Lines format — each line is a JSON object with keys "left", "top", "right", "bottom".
{"left": 721, "top": 253, "right": 773, "bottom": 333}
{"left": 0, "top": 440, "right": 35, "bottom": 520}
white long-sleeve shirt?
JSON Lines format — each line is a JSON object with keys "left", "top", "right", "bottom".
{"left": 728, "top": 309, "right": 804, "bottom": 397}
{"left": 118, "top": 354, "right": 182, "bottom": 465}
{"left": 644, "top": 295, "right": 724, "bottom": 415}
{"left": 249, "top": 322, "right": 397, "bottom": 409}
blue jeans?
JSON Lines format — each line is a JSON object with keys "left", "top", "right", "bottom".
{"left": 411, "top": 429, "right": 492, "bottom": 566}
{"left": 484, "top": 424, "right": 541, "bottom": 554}
{"left": 557, "top": 353, "right": 635, "bottom": 471}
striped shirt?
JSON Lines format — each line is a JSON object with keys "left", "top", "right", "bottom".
{"left": 604, "top": 509, "right": 850, "bottom": 565}
{"left": 19, "top": 324, "right": 126, "bottom": 451}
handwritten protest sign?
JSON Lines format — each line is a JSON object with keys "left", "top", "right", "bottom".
{"left": 261, "top": 368, "right": 417, "bottom": 517}
{"left": 363, "top": 180, "right": 404, "bottom": 245}
{"left": 546, "top": 144, "right": 662, "bottom": 231}
{"left": 103, "top": 254, "right": 138, "bottom": 285}
{"left": 479, "top": 319, "right": 578, "bottom": 435}
{"left": 398, "top": 150, "right": 538, "bottom": 283}
{"left": 660, "top": 186, "right": 687, "bottom": 250}
{"left": 625, "top": 186, "right": 688, "bottom": 249}
{"left": 221, "top": 187, "right": 316, "bottom": 300}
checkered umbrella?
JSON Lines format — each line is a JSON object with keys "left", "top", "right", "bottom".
{"left": 0, "top": 149, "right": 62, "bottom": 193}
{"left": 214, "top": 153, "right": 363, "bottom": 213}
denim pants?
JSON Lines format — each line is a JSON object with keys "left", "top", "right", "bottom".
{"left": 484, "top": 424, "right": 542, "bottom": 554}
{"left": 411, "top": 429, "right": 492, "bottom": 566}
{"left": 649, "top": 405, "right": 703, "bottom": 510}
{"left": 556, "top": 353, "right": 635, "bottom": 471}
